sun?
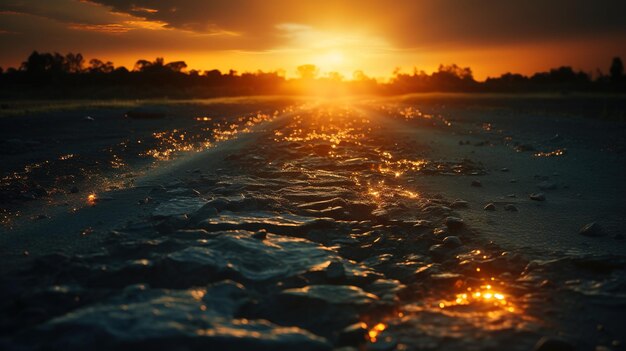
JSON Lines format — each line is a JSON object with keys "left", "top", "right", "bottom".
{"left": 318, "top": 51, "right": 345, "bottom": 66}
{"left": 312, "top": 50, "right": 348, "bottom": 74}
{"left": 270, "top": 23, "right": 396, "bottom": 78}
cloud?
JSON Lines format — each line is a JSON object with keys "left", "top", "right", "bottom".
{"left": 389, "top": 0, "right": 626, "bottom": 48}
{"left": 85, "top": 0, "right": 626, "bottom": 49}
{"left": 2, "top": 0, "right": 625, "bottom": 52}
{"left": 0, "top": 0, "right": 128, "bottom": 25}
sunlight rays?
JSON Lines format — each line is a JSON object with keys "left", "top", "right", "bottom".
{"left": 274, "top": 22, "right": 392, "bottom": 78}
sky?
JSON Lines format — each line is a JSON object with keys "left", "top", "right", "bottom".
{"left": 0, "top": 0, "right": 625, "bottom": 80}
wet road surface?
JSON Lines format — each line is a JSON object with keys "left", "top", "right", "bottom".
{"left": 1, "top": 98, "right": 625, "bottom": 350}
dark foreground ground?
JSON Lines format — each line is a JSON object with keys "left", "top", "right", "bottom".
{"left": 0, "top": 95, "right": 625, "bottom": 351}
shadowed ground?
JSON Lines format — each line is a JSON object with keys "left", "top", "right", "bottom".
{"left": 0, "top": 96, "right": 624, "bottom": 350}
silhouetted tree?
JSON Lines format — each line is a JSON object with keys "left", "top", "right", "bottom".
{"left": 113, "top": 66, "right": 129, "bottom": 74}
{"left": 437, "top": 64, "right": 474, "bottom": 81}
{"left": 326, "top": 72, "right": 344, "bottom": 81}
{"left": 133, "top": 59, "right": 152, "bottom": 72}
{"left": 388, "top": 68, "right": 431, "bottom": 93}
{"left": 296, "top": 64, "right": 319, "bottom": 80}
{"left": 165, "top": 61, "right": 187, "bottom": 73}
{"left": 484, "top": 73, "right": 529, "bottom": 92}
{"left": 352, "top": 70, "right": 368, "bottom": 81}
{"left": 3, "top": 50, "right": 626, "bottom": 99}
{"left": 204, "top": 69, "right": 222, "bottom": 79}
{"left": 610, "top": 57, "right": 624, "bottom": 83}
{"left": 89, "top": 59, "right": 114, "bottom": 73}
{"left": 21, "top": 51, "right": 69, "bottom": 74}
{"left": 133, "top": 57, "right": 188, "bottom": 75}
{"left": 530, "top": 66, "right": 590, "bottom": 91}
{"left": 430, "top": 64, "right": 476, "bottom": 91}
{"left": 21, "top": 51, "right": 47, "bottom": 73}
{"left": 64, "top": 53, "right": 84, "bottom": 73}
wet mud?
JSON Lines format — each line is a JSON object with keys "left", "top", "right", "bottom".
{"left": 0, "top": 99, "right": 624, "bottom": 350}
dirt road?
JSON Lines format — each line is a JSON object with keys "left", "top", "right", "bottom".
{"left": 1, "top": 98, "right": 625, "bottom": 350}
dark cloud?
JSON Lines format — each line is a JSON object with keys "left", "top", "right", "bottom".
{"left": 85, "top": 0, "right": 626, "bottom": 48}
{"left": 388, "top": 0, "right": 626, "bottom": 48}
{"left": 2, "top": 0, "right": 625, "bottom": 52}
{"left": 0, "top": 0, "right": 126, "bottom": 25}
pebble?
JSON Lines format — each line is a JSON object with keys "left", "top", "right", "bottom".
{"left": 504, "top": 204, "right": 518, "bottom": 212}
{"left": 430, "top": 272, "right": 464, "bottom": 286}
{"left": 578, "top": 222, "right": 607, "bottom": 237}
{"left": 444, "top": 217, "right": 464, "bottom": 231}
{"left": 336, "top": 323, "right": 368, "bottom": 346}
{"left": 412, "top": 220, "right": 432, "bottom": 230}
{"left": 450, "top": 200, "right": 469, "bottom": 209}
{"left": 138, "top": 197, "right": 152, "bottom": 205}
{"left": 252, "top": 229, "right": 268, "bottom": 240}
{"left": 433, "top": 227, "right": 448, "bottom": 236}
{"left": 153, "top": 197, "right": 207, "bottom": 218}
{"left": 471, "top": 180, "right": 482, "bottom": 187}
{"left": 483, "top": 203, "right": 496, "bottom": 211}
{"left": 500, "top": 167, "right": 509, "bottom": 172}
{"left": 366, "top": 279, "right": 404, "bottom": 301}
{"left": 442, "top": 236, "right": 462, "bottom": 248}
{"left": 325, "top": 261, "right": 346, "bottom": 280}
{"left": 281, "top": 285, "right": 379, "bottom": 305}
{"left": 529, "top": 193, "right": 545, "bottom": 201}
{"left": 428, "top": 244, "right": 449, "bottom": 260}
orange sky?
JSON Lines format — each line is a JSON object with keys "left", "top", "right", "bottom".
{"left": 1, "top": 0, "right": 625, "bottom": 80}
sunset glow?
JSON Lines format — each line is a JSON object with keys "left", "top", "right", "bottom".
{"left": 1, "top": 1, "right": 624, "bottom": 80}
{"left": 1, "top": 1, "right": 625, "bottom": 350}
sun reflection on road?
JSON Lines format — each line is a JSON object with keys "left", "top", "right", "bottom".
{"left": 367, "top": 322, "right": 387, "bottom": 343}
{"left": 87, "top": 193, "right": 97, "bottom": 206}
{"left": 144, "top": 112, "right": 276, "bottom": 160}
{"left": 438, "top": 280, "right": 514, "bottom": 313}
{"left": 534, "top": 148, "right": 566, "bottom": 157}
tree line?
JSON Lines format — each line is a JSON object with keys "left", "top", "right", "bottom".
{"left": 0, "top": 51, "right": 624, "bottom": 99}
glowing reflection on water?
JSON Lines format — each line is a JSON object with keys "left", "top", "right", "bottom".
{"left": 534, "top": 148, "right": 566, "bottom": 157}
{"left": 144, "top": 112, "right": 275, "bottom": 160}
{"left": 0, "top": 106, "right": 296, "bottom": 228}
{"left": 87, "top": 193, "right": 97, "bottom": 206}
{"left": 367, "top": 322, "right": 387, "bottom": 343}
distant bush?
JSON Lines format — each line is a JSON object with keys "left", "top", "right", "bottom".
{"left": 0, "top": 51, "right": 624, "bottom": 99}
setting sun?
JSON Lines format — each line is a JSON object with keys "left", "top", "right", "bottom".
{"left": 313, "top": 51, "right": 346, "bottom": 73}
